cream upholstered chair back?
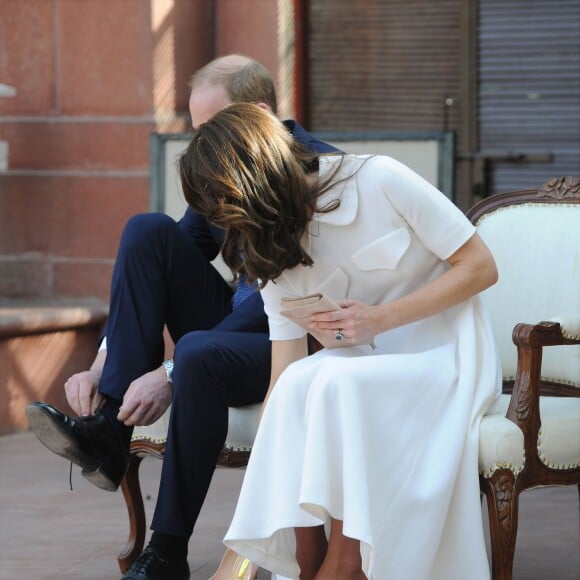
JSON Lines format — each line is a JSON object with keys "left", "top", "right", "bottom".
{"left": 474, "top": 185, "right": 580, "bottom": 388}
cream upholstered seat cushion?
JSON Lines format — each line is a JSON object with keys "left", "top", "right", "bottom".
{"left": 131, "top": 404, "right": 261, "bottom": 452}
{"left": 223, "top": 404, "right": 261, "bottom": 452}
{"left": 138, "top": 394, "right": 580, "bottom": 475}
{"left": 132, "top": 409, "right": 171, "bottom": 445}
{"left": 479, "top": 394, "right": 580, "bottom": 478}
{"left": 478, "top": 395, "right": 525, "bottom": 478}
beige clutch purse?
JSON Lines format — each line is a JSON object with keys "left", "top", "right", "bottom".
{"left": 280, "top": 293, "right": 376, "bottom": 350}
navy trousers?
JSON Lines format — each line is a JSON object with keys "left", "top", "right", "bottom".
{"left": 98, "top": 213, "right": 271, "bottom": 538}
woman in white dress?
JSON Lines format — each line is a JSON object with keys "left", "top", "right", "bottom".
{"left": 179, "top": 103, "right": 501, "bottom": 580}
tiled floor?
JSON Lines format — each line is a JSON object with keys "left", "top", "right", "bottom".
{"left": 0, "top": 431, "right": 578, "bottom": 579}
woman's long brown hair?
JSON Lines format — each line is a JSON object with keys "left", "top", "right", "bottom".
{"left": 179, "top": 103, "right": 344, "bottom": 285}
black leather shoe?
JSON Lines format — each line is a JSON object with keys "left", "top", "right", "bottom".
{"left": 25, "top": 402, "right": 129, "bottom": 492}
{"left": 121, "top": 547, "right": 190, "bottom": 579}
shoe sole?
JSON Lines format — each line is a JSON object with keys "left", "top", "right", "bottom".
{"left": 25, "top": 405, "right": 121, "bottom": 492}
{"left": 82, "top": 467, "right": 120, "bottom": 492}
{"left": 82, "top": 447, "right": 128, "bottom": 492}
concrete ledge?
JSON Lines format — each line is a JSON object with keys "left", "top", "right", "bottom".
{"left": 0, "top": 302, "right": 108, "bottom": 337}
{"left": 0, "top": 299, "right": 108, "bottom": 434}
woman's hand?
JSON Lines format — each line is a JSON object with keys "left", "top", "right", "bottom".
{"left": 307, "top": 234, "right": 498, "bottom": 346}
{"left": 309, "top": 300, "right": 380, "bottom": 347}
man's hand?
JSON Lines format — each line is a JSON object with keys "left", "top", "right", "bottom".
{"left": 117, "top": 366, "right": 172, "bottom": 427}
{"left": 65, "top": 369, "right": 103, "bottom": 416}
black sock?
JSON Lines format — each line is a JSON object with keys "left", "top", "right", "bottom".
{"left": 99, "top": 395, "right": 132, "bottom": 446}
{"left": 150, "top": 531, "right": 188, "bottom": 560}
{"left": 100, "top": 395, "right": 121, "bottom": 418}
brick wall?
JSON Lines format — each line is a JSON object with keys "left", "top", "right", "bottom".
{"left": 0, "top": 0, "right": 213, "bottom": 302}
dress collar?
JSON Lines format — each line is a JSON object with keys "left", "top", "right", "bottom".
{"left": 311, "top": 155, "right": 359, "bottom": 226}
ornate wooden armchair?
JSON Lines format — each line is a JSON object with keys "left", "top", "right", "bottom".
{"left": 469, "top": 176, "right": 580, "bottom": 580}
{"left": 117, "top": 177, "right": 580, "bottom": 579}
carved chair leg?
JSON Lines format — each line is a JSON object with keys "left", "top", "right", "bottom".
{"left": 117, "top": 454, "right": 146, "bottom": 573}
{"left": 482, "top": 470, "right": 519, "bottom": 580}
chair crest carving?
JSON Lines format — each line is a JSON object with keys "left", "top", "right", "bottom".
{"left": 537, "top": 176, "right": 580, "bottom": 199}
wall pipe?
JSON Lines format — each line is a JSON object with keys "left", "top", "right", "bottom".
{"left": 292, "top": 0, "right": 309, "bottom": 127}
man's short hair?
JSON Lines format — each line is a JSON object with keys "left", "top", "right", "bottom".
{"left": 189, "top": 55, "right": 278, "bottom": 114}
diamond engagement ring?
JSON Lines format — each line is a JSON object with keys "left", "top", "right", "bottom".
{"left": 335, "top": 329, "right": 344, "bottom": 341}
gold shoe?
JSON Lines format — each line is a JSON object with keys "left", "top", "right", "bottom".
{"left": 209, "top": 548, "right": 259, "bottom": 580}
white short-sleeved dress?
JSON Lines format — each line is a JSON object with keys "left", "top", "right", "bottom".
{"left": 224, "top": 155, "right": 501, "bottom": 580}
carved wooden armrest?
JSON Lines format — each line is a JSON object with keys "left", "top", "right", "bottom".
{"left": 507, "top": 321, "right": 579, "bottom": 463}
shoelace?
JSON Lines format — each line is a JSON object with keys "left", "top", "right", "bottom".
{"left": 131, "top": 548, "right": 164, "bottom": 574}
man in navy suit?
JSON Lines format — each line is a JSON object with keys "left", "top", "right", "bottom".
{"left": 26, "top": 54, "right": 338, "bottom": 579}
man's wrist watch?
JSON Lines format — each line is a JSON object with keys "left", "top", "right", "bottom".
{"left": 162, "top": 359, "right": 174, "bottom": 384}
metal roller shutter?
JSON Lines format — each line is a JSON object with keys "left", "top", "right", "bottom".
{"left": 308, "top": 0, "right": 462, "bottom": 133}
{"left": 478, "top": 0, "right": 580, "bottom": 193}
